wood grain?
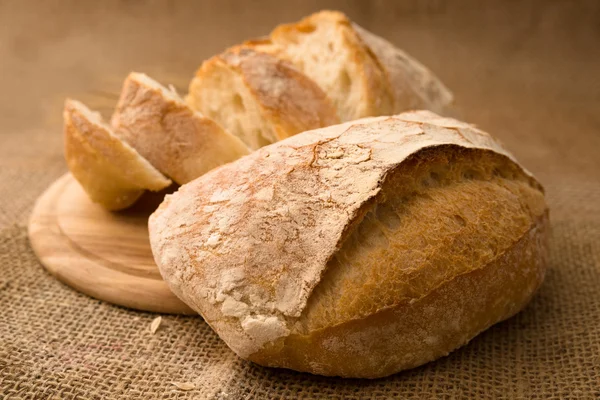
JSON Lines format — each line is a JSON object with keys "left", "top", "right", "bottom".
{"left": 28, "top": 173, "right": 195, "bottom": 314}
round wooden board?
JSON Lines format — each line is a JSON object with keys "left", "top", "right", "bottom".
{"left": 28, "top": 173, "right": 195, "bottom": 315}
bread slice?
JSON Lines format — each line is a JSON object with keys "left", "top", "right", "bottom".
{"left": 269, "top": 10, "right": 452, "bottom": 120}
{"left": 64, "top": 99, "right": 171, "bottom": 210}
{"left": 150, "top": 111, "right": 548, "bottom": 378}
{"left": 268, "top": 10, "right": 393, "bottom": 122}
{"left": 186, "top": 45, "right": 340, "bottom": 150}
{"left": 111, "top": 73, "right": 250, "bottom": 185}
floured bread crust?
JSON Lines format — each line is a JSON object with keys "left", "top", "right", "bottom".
{"left": 149, "top": 111, "right": 548, "bottom": 378}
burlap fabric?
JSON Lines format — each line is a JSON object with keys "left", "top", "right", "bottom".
{"left": 1, "top": 1, "right": 599, "bottom": 398}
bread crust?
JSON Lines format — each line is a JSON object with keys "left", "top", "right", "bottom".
{"left": 64, "top": 99, "right": 171, "bottom": 210}
{"left": 112, "top": 73, "right": 250, "bottom": 185}
{"left": 187, "top": 45, "right": 339, "bottom": 148}
{"left": 250, "top": 213, "right": 548, "bottom": 378}
{"left": 149, "top": 111, "right": 547, "bottom": 378}
{"left": 353, "top": 23, "right": 454, "bottom": 114}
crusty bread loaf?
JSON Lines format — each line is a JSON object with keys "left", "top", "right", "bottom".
{"left": 64, "top": 99, "right": 171, "bottom": 210}
{"left": 268, "top": 10, "right": 452, "bottom": 120}
{"left": 111, "top": 73, "right": 250, "bottom": 184}
{"left": 186, "top": 45, "right": 340, "bottom": 150}
{"left": 149, "top": 111, "right": 548, "bottom": 378}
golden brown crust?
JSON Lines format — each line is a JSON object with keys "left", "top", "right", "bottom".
{"left": 64, "top": 99, "right": 171, "bottom": 210}
{"left": 251, "top": 213, "right": 548, "bottom": 378}
{"left": 187, "top": 45, "right": 339, "bottom": 148}
{"left": 111, "top": 73, "right": 249, "bottom": 185}
{"left": 294, "top": 146, "right": 546, "bottom": 333}
{"left": 149, "top": 111, "right": 547, "bottom": 377}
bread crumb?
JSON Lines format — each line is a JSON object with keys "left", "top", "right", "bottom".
{"left": 170, "top": 382, "right": 195, "bottom": 391}
{"left": 150, "top": 316, "right": 162, "bottom": 334}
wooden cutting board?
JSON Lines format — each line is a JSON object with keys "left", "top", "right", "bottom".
{"left": 28, "top": 173, "right": 195, "bottom": 314}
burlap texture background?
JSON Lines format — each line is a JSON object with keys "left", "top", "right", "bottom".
{"left": 1, "top": 1, "right": 599, "bottom": 398}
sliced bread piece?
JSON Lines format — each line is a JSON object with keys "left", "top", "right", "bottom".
{"left": 64, "top": 99, "right": 171, "bottom": 210}
{"left": 111, "top": 73, "right": 250, "bottom": 185}
{"left": 186, "top": 45, "right": 340, "bottom": 150}
{"left": 269, "top": 10, "right": 452, "bottom": 120}
{"left": 269, "top": 10, "right": 393, "bottom": 122}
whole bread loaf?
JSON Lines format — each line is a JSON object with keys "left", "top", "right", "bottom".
{"left": 149, "top": 111, "right": 548, "bottom": 378}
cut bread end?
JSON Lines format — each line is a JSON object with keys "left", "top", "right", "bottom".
{"left": 187, "top": 46, "right": 339, "bottom": 151}
{"left": 187, "top": 55, "right": 279, "bottom": 150}
{"left": 64, "top": 99, "right": 171, "bottom": 210}
{"left": 126, "top": 72, "right": 184, "bottom": 104}
{"left": 270, "top": 10, "right": 393, "bottom": 122}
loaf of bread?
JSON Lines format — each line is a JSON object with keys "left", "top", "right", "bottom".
{"left": 186, "top": 45, "right": 340, "bottom": 150}
{"left": 64, "top": 99, "right": 171, "bottom": 210}
{"left": 149, "top": 111, "right": 548, "bottom": 378}
{"left": 111, "top": 73, "right": 250, "bottom": 184}
{"left": 267, "top": 10, "right": 453, "bottom": 120}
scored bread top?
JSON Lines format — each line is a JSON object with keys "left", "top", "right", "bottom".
{"left": 149, "top": 110, "right": 544, "bottom": 358}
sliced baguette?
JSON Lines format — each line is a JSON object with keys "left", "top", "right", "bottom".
{"left": 186, "top": 45, "right": 340, "bottom": 150}
{"left": 111, "top": 73, "right": 250, "bottom": 185}
{"left": 64, "top": 99, "right": 171, "bottom": 210}
{"left": 269, "top": 10, "right": 452, "bottom": 120}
